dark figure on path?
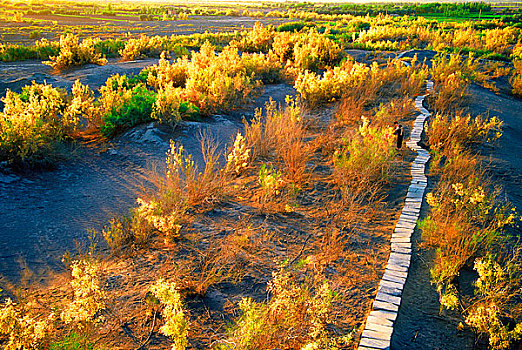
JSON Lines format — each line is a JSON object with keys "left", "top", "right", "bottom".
{"left": 394, "top": 121, "right": 403, "bottom": 149}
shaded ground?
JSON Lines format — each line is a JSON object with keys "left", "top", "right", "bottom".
{"left": 392, "top": 64, "right": 522, "bottom": 349}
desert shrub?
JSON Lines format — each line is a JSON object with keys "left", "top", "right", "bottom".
{"left": 271, "top": 31, "right": 299, "bottom": 64}
{"left": 421, "top": 175, "right": 509, "bottom": 297}
{"left": 276, "top": 21, "right": 308, "bottom": 33}
{"left": 50, "top": 332, "right": 101, "bottom": 350}
{"left": 510, "top": 61, "right": 522, "bottom": 97}
{"left": 355, "top": 24, "right": 432, "bottom": 51}
{"left": 371, "top": 98, "right": 415, "bottom": 128}
{"left": 102, "top": 213, "right": 153, "bottom": 253}
{"left": 150, "top": 279, "right": 189, "bottom": 350}
{"left": 145, "top": 44, "right": 262, "bottom": 114}
{"left": 241, "top": 52, "right": 283, "bottom": 84}
{"left": 44, "top": 34, "right": 107, "bottom": 70}
{"left": 243, "top": 97, "right": 309, "bottom": 184}
{"left": 465, "top": 254, "right": 522, "bottom": 350}
{"left": 100, "top": 83, "right": 156, "bottom": 137}
{"left": 152, "top": 82, "right": 200, "bottom": 128}
{"left": 0, "top": 298, "right": 51, "bottom": 350}
{"left": 258, "top": 163, "right": 285, "bottom": 204}
{"left": 297, "top": 56, "right": 426, "bottom": 108}
{"left": 333, "top": 117, "right": 396, "bottom": 189}
{"left": 65, "top": 80, "right": 98, "bottom": 129}
{"left": 0, "top": 40, "right": 59, "bottom": 62}
{"left": 136, "top": 139, "right": 222, "bottom": 241}
{"left": 224, "top": 269, "right": 335, "bottom": 350}
{"left": 168, "top": 138, "right": 222, "bottom": 205}
{"left": 269, "top": 28, "right": 342, "bottom": 73}
{"left": 483, "top": 27, "right": 517, "bottom": 56}
{"left": 422, "top": 109, "right": 519, "bottom": 342}
{"left": 28, "top": 30, "right": 41, "bottom": 39}
{"left": 295, "top": 59, "right": 369, "bottom": 105}
{"left": 94, "top": 39, "right": 125, "bottom": 58}
{"left": 430, "top": 71, "right": 469, "bottom": 114}
{"left": 335, "top": 94, "right": 366, "bottom": 127}
{"left": 34, "top": 38, "right": 60, "bottom": 60}
{"left": 429, "top": 53, "right": 495, "bottom": 113}
{"left": 272, "top": 97, "right": 309, "bottom": 184}
{"left": 61, "top": 258, "right": 105, "bottom": 326}
{"left": 184, "top": 42, "right": 259, "bottom": 113}
{"left": 427, "top": 113, "right": 502, "bottom": 154}
{"left": 0, "top": 82, "right": 75, "bottom": 165}
{"left": 225, "top": 132, "right": 251, "bottom": 176}
{"left": 146, "top": 52, "right": 190, "bottom": 90}
{"left": 136, "top": 191, "right": 186, "bottom": 243}
{"left": 235, "top": 22, "right": 274, "bottom": 53}
{"left": 291, "top": 28, "right": 342, "bottom": 71}
{"left": 119, "top": 34, "right": 165, "bottom": 61}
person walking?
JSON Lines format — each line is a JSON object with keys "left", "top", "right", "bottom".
{"left": 393, "top": 121, "right": 403, "bottom": 150}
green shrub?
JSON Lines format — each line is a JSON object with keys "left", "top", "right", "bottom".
{"left": 276, "top": 21, "right": 308, "bottom": 32}
{"left": 50, "top": 332, "right": 102, "bottom": 350}
{"left": 94, "top": 39, "right": 125, "bottom": 58}
{"left": 101, "top": 85, "right": 156, "bottom": 137}
{"left": 0, "top": 44, "right": 39, "bottom": 62}
{"left": 28, "top": 30, "right": 41, "bottom": 39}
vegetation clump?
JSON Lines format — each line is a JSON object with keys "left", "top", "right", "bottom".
{"left": 0, "top": 82, "right": 75, "bottom": 166}
{"left": 44, "top": 34, "right": 107, "bottom": 70}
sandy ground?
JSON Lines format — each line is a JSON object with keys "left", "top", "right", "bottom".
{"left": 0, "top": 57, "right": 296, "bottom": 283}
{"left": 391, "top": 65, "right": 522, "bottom": 349}
{"left": 0, "top": 48, "right": 520, "bottom": 348}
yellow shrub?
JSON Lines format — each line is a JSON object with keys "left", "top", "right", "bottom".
{"left": 510, "top": 61, "right": 522, "bottom": 97}
{"left": 44, "top": 34, "right": 107, "bottom": 70}
{"left": 333, "top": 117, "right": 396, "bottom": 189}
{"left": 61, "top": 258, "right": 105, "bottom": 326}
{"left": 0, "top": 82, "right": 75, "bottom": 164}
{"left": 225, "top": 132, "right": 251, "bottom": 176}
{"left": 427, "top": 113, "right": 502, "bottom": 153}
{"left": 184, "top": 42, "right": 259, "bottom": 113}
{"left": 98, "top": 74, "right": 133, "bottom": 116}
{"left": 484, "top": 27, "right": 516, "bottom": 55}
{"left": 294, "top": 59, "right": 369, "bottom": 105}
{"left": 120, "top": 34, "right": 165, "bottom": 61}
{"left": 65, "top": 79, "right": 98, "bottom": 129}
{"left": 235, "top": 22, "right": 274, "bottom": 53}
{"left": 227, "top": 270, "right": 334, "bottom": 350}
{"left": 465, "top": 255, "right": 522, "bottom": 350}
{"left": 147, "top": 51, "right": 189, "bottom": 90}
{"left": 150, "top": 279, "right": 189, "bottom": 350}
{"left": 151, "top": 83, "right": 186, "bottom": 128}
{"left": 292, "top": 29, "right": 342, "bottom": 70}
{"left": 0, "top": 299, "right": 50, "bottom": 350}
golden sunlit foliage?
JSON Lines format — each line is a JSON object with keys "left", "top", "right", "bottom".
{"left": 44, "top": 34, "right": 107, "bottom": 70}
